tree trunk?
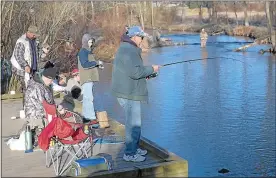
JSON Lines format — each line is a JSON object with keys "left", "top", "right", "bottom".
{"left": 181, "top": 2, "right": 185, "bottom": 23}
{"left": 139, "top": 2, "right": 144, "bottom": 30}
{"left": 243, "top": 1, "right": 249, "bottom": 26}
{"left": 225, "top": 2, "right": 229, "bottom": 25}
{"left": 125, "top": 1, "right": 130, "bottom": 26}
{"left": 151, "top": 1, "right": 154, "bottom": 27}
{"left": 130, "top": 5, "right": 133, "bottom": 25}
{"left": 207, "top": 7, "right": 212, "bottom": 22}
{"left": 5, "top": 1, "right": 14, "bottom": 48}
{"left": 211, "top": 2, "right": 217, "bottom": 23}
{"left": 265, "top": 2, "right": 276, "bottom": 51}
{"left": 116, "top": 2, "right": 119, "bottom": 19}
{"left": 233, "top": 2, "right": 238, "bottom": 25}
{"left": 143, "top": 1, "right": 147, "bottom": 24}
{"left": 91, "top": 1, "right": 95, "bottom": 22}
{"left": 112, "top": 2, "right": 116, "bottom": 20}
{"left": 198, "top": 2, "right": 203, "bottom": 22}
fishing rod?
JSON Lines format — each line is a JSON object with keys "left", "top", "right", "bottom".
{"left": 147, "top": 56, "right": 251, "bottom": 79}
{"left": 161, "top": 57, "right": 249, "bottom": 67}
{"left": 104, "top": 56, "right": 250, "bottom": 79}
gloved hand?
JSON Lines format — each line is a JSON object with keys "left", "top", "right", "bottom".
{"left": 97, "top": 60, "right": 104, "bottom": 69}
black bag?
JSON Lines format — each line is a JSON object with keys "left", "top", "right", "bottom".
{"left": 71, "top": 86, "right": 81, "bottom": 99}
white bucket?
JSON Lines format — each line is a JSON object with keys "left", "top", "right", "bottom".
{"left": 19, "top": 110, "right": 25, "bottom": 119}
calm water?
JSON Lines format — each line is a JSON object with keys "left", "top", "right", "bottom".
{"left": 94, "top": 34, "right": 276, "bottom": 177}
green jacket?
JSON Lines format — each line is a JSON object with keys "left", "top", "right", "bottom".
{"left": 111, "top": 37, "right": 154, "bottom": 101}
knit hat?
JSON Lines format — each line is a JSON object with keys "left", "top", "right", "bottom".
{"left": 42, "top": 67, "right": 58, "bottom": 80}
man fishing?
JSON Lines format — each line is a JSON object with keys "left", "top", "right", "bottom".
{"left": 111, "top": 26, "right": 161, "bottom": 162}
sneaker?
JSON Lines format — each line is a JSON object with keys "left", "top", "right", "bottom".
{"left": 123, "top": 154, "right": 146, "bottom": 162}
{"left": 136, "top": 148, "right": 148, "bottom": 156}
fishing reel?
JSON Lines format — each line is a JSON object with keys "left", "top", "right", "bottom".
{"left": 146, "top": 72, "right": 158, "bottom": 80}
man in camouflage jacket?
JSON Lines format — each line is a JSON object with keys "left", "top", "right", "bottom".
{"left": 24, "top": 67, "right": 57, "bottom": 129}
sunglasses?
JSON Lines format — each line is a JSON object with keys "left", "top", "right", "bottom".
{"left": 138, "top": 36, "right": 144, "bottom": 40}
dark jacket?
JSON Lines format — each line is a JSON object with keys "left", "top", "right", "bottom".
{"left": 111, "top": 35, "right": 154, "bottom": 101}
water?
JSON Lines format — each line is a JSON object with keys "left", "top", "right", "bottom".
{"left": 94, "top": 34, "right": 276, "bottom": 177}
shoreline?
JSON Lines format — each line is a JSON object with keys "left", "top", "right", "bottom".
{"left": 98, "top": 24, "right": 270, "bottom": 62}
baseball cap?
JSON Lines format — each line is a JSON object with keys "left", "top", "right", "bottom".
{"left": 27, "top": 25, "right": 40, "bottom": 37}
{"left": 127, "top": 26, "right": 147, "bottom": 38}
{"left": 71, "top": 69, "right": 79, "bottom": 76}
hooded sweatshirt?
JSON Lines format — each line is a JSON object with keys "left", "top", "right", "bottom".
{"left": 77, "top": 33, "right": 99, "bottom": 85}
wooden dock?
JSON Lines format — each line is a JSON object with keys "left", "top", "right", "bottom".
{"left": 1, "top": 96, "right": 188, "bottom": 177}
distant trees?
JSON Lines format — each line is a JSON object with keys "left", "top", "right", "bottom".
{"left": 265, "top": 1, "right": 276, "bottom": 51}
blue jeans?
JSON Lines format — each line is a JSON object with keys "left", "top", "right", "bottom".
{"left": 82, "top": 82, "right": 96, "bottom": 120}
{"left": 117, "top": 98, "right": 141, "bottom": 156}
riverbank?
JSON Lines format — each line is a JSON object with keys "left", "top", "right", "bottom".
{"left": 95, "top": 24, "right": 270, "bottom": 62}
{"left": 166, "top": 23, "right": 269, "bottom": 40}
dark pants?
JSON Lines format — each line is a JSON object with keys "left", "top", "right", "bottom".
{"left": 17, "top": 75, "right": 26, "bottom": 108}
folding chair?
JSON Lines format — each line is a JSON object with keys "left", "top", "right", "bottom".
{"left": 39, "top": 101, "right": 97, "bottom": 176}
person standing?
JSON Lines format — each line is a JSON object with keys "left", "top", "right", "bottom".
{"left": 111, "top": 26, "right": 161, "bottom": 162}
{"left": 10, "top": 25, "right": 40, "bottom": 113}
{"left": 77, "top": 34, "right": 103, "bottom": 123}
{"left": 200, "top": 28, "right": 208, "bottom": 48}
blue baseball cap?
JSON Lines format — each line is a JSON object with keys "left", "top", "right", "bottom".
{"left": 127, "top": 26, "right": 147, "bottom": 38}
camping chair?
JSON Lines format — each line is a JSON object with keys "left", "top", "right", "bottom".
{"left": 39, "top": 101, "right": 97, "bottom": 176}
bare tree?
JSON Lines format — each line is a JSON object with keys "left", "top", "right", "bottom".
{"left": 198, "top": 2, "right": 203, "bottom": 22}
{"left": 265, "top": 1, "right": 275, "bottom": 51}
{"left": 91, "top": 1, "right": 95, "bottom": 22}
{"left": 206, "top": 2, "right": 213, "bottom": 22}
{"left": 211, "top": 1, "right": 218, "bottom": 23}
{"left": 233, "top": 2, "right": 239, "bottom": 25}
{"left": 151, "top": 1, "right": 154, "bottom": 27}
{"left": 243, "top": 1, "right": 249, "bottom": 26}
{"left": 138, "top": 2, "right": 144, "bottom": 30}
{"left": 181, "top": 2, "right": 185, "bottom": 23}
{"left": 225, "top": 2, "right": 229, "bottom": 25}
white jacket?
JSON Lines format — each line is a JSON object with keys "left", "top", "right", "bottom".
{"left": 10, "top": 34, "right": 33, "bottom": 86}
